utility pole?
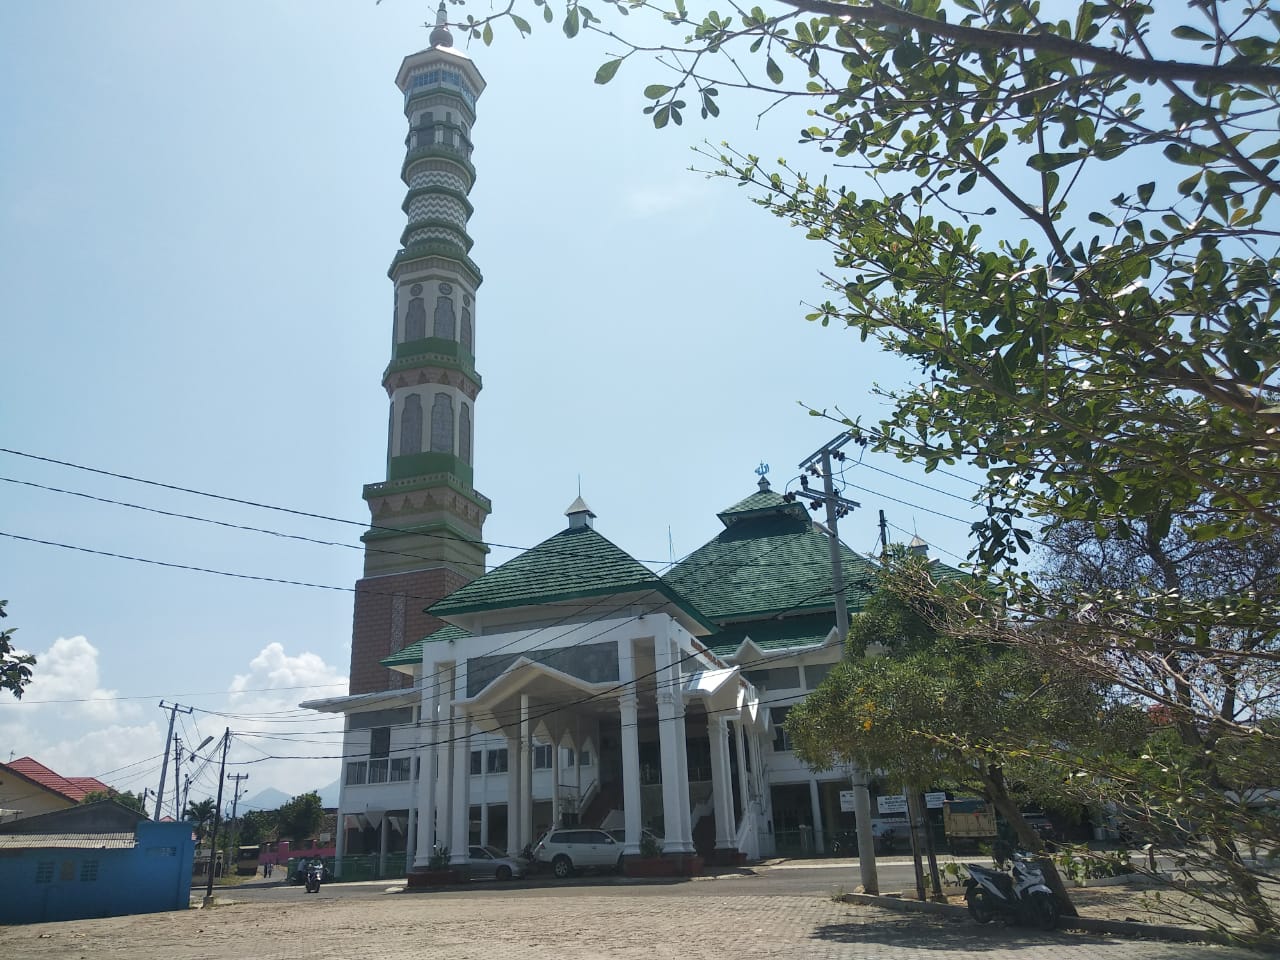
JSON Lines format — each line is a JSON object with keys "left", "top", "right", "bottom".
{"left": 204, "top": 729, "right": 231, "bottom": 907}
{"left": 154, "top": 701, "right": 192, "bottom": 820}
{"left": 171, "top": 737, "right": 183, "bottom": 823}
{"left": 879, "top": 509, "right": 890, "bottom": 557}
{"left": 227, "top": 773, "right": 249, "bottom": 871}
{"left": 792, "top": 432, "right": 879, "bottom": 894}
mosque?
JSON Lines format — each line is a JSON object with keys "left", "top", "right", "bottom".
{"left": 300, "top": 5, "right": 953, "bottom": 878}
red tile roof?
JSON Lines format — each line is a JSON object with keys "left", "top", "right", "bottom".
{"left": 3, "top": 758, "right": 111, "bottom": 803}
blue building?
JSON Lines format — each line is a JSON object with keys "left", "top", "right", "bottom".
{"left": 0, "top": 800, "right": 195, "bottom": 924}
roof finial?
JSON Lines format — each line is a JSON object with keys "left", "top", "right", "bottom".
{"left": 429, "top": 0, "right": 454, "bottom": 48}
{"left": 565, "top": 495, "right": 596, "bottom": 530}
{"left": 755, "top": 460, "right": 771, "bottom": 491}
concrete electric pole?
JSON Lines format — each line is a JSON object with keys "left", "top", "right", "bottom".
{"left": 793, "top": 432, "right": 880, "bottom": 895}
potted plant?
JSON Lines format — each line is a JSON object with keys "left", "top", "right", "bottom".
{"left": 407, "top": 845, "right": 461, "bottom": 888}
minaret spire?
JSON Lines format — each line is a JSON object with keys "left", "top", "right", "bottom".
{"left": 347, "top": 34, "right": 490, "bottom": 696}
{"left": 428, "top": 0, "right": 453, "bottom": 48}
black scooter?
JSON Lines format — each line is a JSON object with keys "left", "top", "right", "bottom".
{"left": 304, "top": 862, "right": 324, "bottom": 894}
{"left": 963, "top": 854, "right": 1059, "bottom": 930}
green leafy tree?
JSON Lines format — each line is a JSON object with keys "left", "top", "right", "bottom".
{"left": 81, "top": 788, "right": 148, "bottom": 813}
{"left": 184, "top": 798, "right": 217, "bottom": 843}
{"left": 275, "top": 792, "right": 323, "bottom": 842}
{"left": 1028, "top": 512, "right": 1280, "bottom": 932}
{"left": 787, "top": 563, "right": 1117, "bottom": 915}
{"left": 0, "top": 601, "right": 36, "bottom": 699}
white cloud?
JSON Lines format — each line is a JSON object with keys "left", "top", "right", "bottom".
{"left": 0, "top": 637, "right": 347, "bottom": 811}
{"left": 621, "top": 178, "right": 707, "bottom": 219}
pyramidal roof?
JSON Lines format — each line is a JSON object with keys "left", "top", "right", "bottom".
{"left": 430, "top": 521, "right": 709, "bottom": 626}
{"left": 381, "top": 623, "right": 471, "bottom": 671}
{"left": 668, "top": 484, "right": 876, "bottom": 623}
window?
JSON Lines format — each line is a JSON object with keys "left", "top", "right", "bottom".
{"left": 745, "top": 666, "right": 801, "bottom": 693}
{"left": 562, "top": 747, "right": 574, "bottom": 768}
{"left": 533, "top": 744, "right": 552, "bottom": 770}
{"left": 35, "top": 861, "right": 53, "bottom": 883}
{"left": 430, "top": 392, "right": 454, "bottom": 453}
{"left": 459, "top": 403, "right": 472, "bottom": 465}
{"left": 470, "top": 750, "right": 483, "bottom": 776}
{"left": 400, "top": 394, "right": 423, "bottom": 456}
{"left": 79, "top": 859, "right": 99, "bottom": 882}
{"left": 370, "top": 727, "right": 391, "bottom": 759}
{"left": 405, "top": 297, "right": 426, "bottom": 340}
{"left": 805, "top": 662, "right": 835, "bottom": 689}
{"left": 390, "top": 757, "right": 412, "bottom": 782}
{"left": 771, "top": 706, "right": 794, "bottom": 752}
{"left": 486, "top": 748, "right": 508, "bottom": 774}
{"left": 346, "top": 761, "right": 368, "bottom": 785}
{"left": 578, "top": 749, "right": 592, "bottom": 767}
{"left": 368, "top": 758, "right": 390, "bottom": 783}
{"left": 434, "top": 295, "right": 456, "bottom": 339}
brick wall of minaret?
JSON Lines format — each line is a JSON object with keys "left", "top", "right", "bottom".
{"left": 348, "top": 567, "right": 472, "bottom": 695}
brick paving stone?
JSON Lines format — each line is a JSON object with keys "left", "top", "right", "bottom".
{"left": 0, "top": 890, "right": 1265, "bottom": 960}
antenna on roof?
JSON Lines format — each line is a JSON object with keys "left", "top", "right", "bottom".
{"left": 668, "top": 526, "right": 674, "bottom": 566}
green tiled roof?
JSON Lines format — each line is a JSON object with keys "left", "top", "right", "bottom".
{"left": 381, "top": 623, "right": 471, "bottom": 669}
{"left": 716, "top": 487, "right": 794, "bottom": 525}
{"left": 667, "top": 503, "right": 877, "bottom": 623}
{"left": 705, "top": 613, "right": 837, "bottom": 658}
{"left": 430, "top": 525, "right": 710, "bottom": 625}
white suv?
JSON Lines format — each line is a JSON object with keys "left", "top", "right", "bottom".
{"left": 533, "top": 828, "right": 622, "bottom": 878}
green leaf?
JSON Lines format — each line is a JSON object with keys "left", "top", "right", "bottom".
{"left": 1028, "top": 151, "right": 1081, "bottom": 172}
{"left": 1137, "top": 181, "right": 1155, "bottom": 205}
{"left": 482, "top": 21, "right": 493, "bottom": 45}
{"left": 510, "top": 13, "right": 532, "bottom": 34}
{"left": 766, "top": 56, "right": 783, "bottom": 84}
{"left": 1171, "top": 25, "right": 1214, "bottom": 42}
{"left": 563, "top": 7, "right": 580, "bottom": 37}
{"left": 643, "top": 83, "right": 672, "bottom": 100}
{"left": 594, "top": 58, "right": 622, "bottom": 85}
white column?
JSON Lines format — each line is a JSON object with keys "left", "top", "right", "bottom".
{"left": 519, "top": 694, "right": 533, "bottom": 849}
{"left": 809, "top": 778, "right": 825, "bottom": 855}
{"left": 505, "top": 732, "right": 521, "bottom": 856}
{"left": 413, "top": 674, "right": 439, "bottom": 869}
{"left": 618, "top": 693, "right": 642, "bottom": 857}
{"left": 655, "top": 632, "right": 694, "bottom": 854}
{"left": 673, "top": 702, "right": 694, "bottom": 852}
{"left": 551, "top": 730, "right": 562, "bottom": 828}
{"left": 450, "top": 662, "right": 470, "bottom": 865}
{"left": 435, "top": 667, "right": 454, "bottom": 861}
{"left": 708, "top": 716, "right": 734, "bottom": 851}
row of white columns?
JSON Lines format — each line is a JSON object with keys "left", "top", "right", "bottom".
{"left": 411, "top": 636, "right": 760, "bottom": 869}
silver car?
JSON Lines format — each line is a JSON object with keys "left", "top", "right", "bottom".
{"left": 465, "top": 844, "right": 525, "bottom": 881}
{"left": 532, "top": 828, "right": 622, "bottom": 878}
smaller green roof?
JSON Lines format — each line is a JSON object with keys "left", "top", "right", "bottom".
{"left": 715, "top": 481, "right": 808, "bottom": 527}
{"left": 381, "top": 623, "right": 471, "bottom": 669}
{"left": 706, "top": 613, "right": 837, "bottom": 658}
{"left": 429, "top": 524, "right": 714, "bottom": 630}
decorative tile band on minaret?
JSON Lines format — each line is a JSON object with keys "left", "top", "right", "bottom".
{"left": 348, "top": 13, "right": 492, "bottom": 695}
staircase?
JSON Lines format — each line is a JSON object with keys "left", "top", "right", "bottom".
{"left": 580, "top": 780, "right": 622, "bottom": 828}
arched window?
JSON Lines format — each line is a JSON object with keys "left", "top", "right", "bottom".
{"left": 434, "top": 296, "right": 456, "bottom": 340}
{"left": 405, "top": 298, "right": 426, "bottom": 341}
{"left": 400, "top": 394, "right": 423, "bottom": 456}
{"left": 461, "top": 307, "right": 474, "bottom": 355}
{"left": 430, "top": 393, "right": 454, "bottom": 453}
{"left": 459, "top": 403, "right": 472, "bottom": 464}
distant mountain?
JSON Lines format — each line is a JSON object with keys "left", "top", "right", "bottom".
{"left": 316, "top": 778, "right": 340, "bottom": 809}
{"left": 239, "top": 787, "right": 291, "bottom": 812}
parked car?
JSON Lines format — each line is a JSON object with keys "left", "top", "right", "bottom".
{"left": 465, "top": 844, "right": 525, "bottom": 881}
{"left": 533, "top": 828, "right": 622, "bottom": 878}
{"left": 605, "top": 827, "right": 664, "bottom": 851}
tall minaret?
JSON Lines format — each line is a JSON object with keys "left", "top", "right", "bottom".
{"left": 349, "top": 5, "right": 490, "bottom": 695}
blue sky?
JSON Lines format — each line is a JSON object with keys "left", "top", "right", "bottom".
{"left": 0, "top": 2, "right": 988, "bottom": 805}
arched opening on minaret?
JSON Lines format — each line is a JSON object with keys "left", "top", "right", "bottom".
{"left": 400, "top": 393, "right": 423, "bottom": 455}
{"left": 430, "top": 392, "right": 455, "bottom": 453}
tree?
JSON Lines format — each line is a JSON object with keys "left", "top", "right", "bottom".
{"left": 184, "top": 797, "right": 217, "bottom": 843}
{"left": 0, "top": 601, "right": 36, "bottom": 699}
{"left": 1029, "top": 512, "right": 1280, "bottom": 933}
{"left": 449, "top": 0, "right": 1280, "bottom": 933}
{"left": 81, "top": 788, "right": 147, "bottom": 813}
{"left": 787, "top": 563, "right": 1118, "bottom": 915}
{"left": 275, "top": 792, "right": 323, "bottom": 842}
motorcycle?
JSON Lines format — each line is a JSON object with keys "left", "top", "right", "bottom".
{"left": 304, "top": 861, "right": 324, "bottom": 894}
{"left": 963, "top": 854, "right": 1059, "bottom": 930}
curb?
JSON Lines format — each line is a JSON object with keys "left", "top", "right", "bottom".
{"left": 836, "top": 892, "right": 1278, "bottom": 951}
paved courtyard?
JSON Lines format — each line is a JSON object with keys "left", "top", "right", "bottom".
{"left": 0, "top": 884, "right": 1265, "bottom": 960}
